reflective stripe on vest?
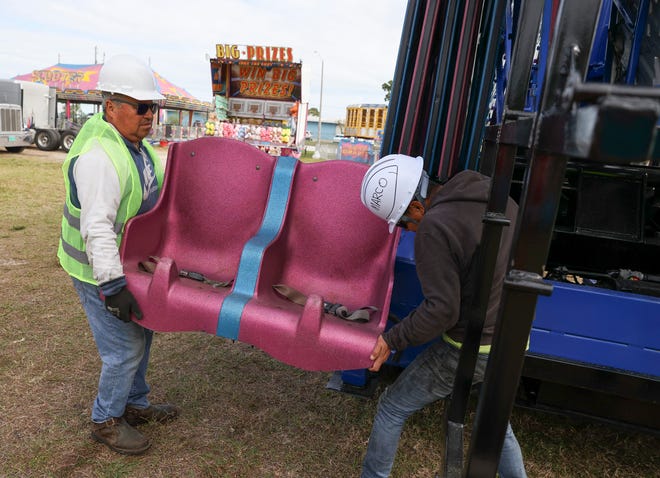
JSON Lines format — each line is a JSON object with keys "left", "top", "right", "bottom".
{"left": 442, "top": 333, "right": 492, "bottom": 355}
{"left": 57, "top": 112, "right": 164, "bottom": 284}
{"left": 442, "top": 332, "right": 529, "bottom": 354}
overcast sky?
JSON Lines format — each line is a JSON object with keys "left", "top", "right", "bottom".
{"left": 0, "top": 0, "right": 408, "bottom": 121}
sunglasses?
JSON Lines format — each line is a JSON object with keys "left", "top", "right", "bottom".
{"left": 111, "top": 98, "right": 159, "bottom": 115}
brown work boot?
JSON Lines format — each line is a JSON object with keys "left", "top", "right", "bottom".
{"left": 123, "top": 403, "right": 180, "bottom": 426}
{"left": 91, "top": 417, "right": 151, "bottom": 455}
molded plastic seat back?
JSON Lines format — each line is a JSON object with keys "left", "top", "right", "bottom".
{"left": 238, "top": 160, "right": 400, "bottom": 371}
{"left": 121, "top": 137, "right": 275, "bottom": 333}
{"left": 122, "top": 143, "right": 400, "bottom": 372}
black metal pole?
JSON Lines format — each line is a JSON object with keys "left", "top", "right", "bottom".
{"left": 442, "top": 2, "right": 544, "bottom": 475}
{"left": 381, "top": 0, "right": 425, "bottom": 157}
{"left": 424, "top": 0, "right": 464, "bottom": 178}
{"left": 398, "top": 0, "right": 443, "bottom": 156}
{"left": 464, "top": 1, "right": 604, "bottom": 475}
{"left": 436, "top": 0, "right": 485, "bottom": 179}
{"left": 460, "top": 0, "right": 511, "bottom": 172}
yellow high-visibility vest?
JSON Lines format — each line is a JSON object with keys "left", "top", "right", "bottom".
{"left": 57, "top": 112, "right": 164, "bottom": 284}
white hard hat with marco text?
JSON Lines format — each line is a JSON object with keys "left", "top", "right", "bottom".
{"left": 360, "top": 154, "right": 428, "bottom": 233}
{"left": 97, "top": 54, "right": 165, "bottom": 101}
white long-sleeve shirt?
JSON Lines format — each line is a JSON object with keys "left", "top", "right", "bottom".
{"left": 73, "top": 143, "right": 125, "bottom": 285}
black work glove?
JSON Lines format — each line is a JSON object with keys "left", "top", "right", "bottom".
{"left": 104, "top": 287, "right": 143, "bottom": 323}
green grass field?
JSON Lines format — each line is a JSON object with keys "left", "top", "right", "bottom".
{"left": 0, "top": 147, "right": 658, "bottom": 477}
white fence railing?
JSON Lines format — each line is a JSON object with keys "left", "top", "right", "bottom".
{"left": 149, "top": 124, "right": 206, "bottom": 143}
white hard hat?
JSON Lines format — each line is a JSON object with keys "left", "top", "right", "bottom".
{"left": 97, "top": 54, "right": 165, "bottom": 101}
{"left": 360, "top": 154, "right": 428, "bottom": 233}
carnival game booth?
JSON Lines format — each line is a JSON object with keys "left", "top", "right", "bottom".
{"left": 120, "top": 137, "right": 400, "bottom": 371}
{"left": 207, "top": 44, "right": 308, "bottom": 157}
{"left": 14, "top": 63, "right": 212, "bottom": 142}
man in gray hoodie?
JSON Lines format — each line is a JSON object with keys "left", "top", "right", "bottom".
{"left": 359, "top": 154, "right": 526, "bottom": 478}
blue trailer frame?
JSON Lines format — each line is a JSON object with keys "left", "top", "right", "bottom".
{"left": 332, "top": 0, "right": 660, "bottom": 433}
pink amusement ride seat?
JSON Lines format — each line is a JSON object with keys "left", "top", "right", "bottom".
{"left": 121, "top": 137, "right": 400, "bottom": 371}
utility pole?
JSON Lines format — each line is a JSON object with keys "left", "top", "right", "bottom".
{"left": 313, "top": 51, "right": 324, "bottom": 159}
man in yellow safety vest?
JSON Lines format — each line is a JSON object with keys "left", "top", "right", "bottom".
{"left": 58, "top": 54, "right": 178, "bottom": 455}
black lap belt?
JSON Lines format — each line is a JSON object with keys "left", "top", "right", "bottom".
{"left": 138, "top": 256, "right": 233, "bottom": 288}
{"left": 272, "top": 284, "right": 377, "bottom": 323}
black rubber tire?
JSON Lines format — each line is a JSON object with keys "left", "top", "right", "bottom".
{"left": 35, "top": 129, "right": 61, "bottom": 151}
{"left": 60, "top": 130, "right": 77, "bottom": 152}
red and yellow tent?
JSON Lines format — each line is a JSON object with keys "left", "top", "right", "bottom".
{"left": 14, "top": 63, "right": 210, "bottom": 112}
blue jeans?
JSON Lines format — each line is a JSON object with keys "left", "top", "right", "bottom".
{"left": 361, "top": 340, "right": 527, "bottom": 478}
{"left": 72, "top": 277, "right": 153, "bottom": 423}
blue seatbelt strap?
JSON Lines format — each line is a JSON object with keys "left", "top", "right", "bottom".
{"left": 216, "top": 155, "right": 297, "bottom": 339}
